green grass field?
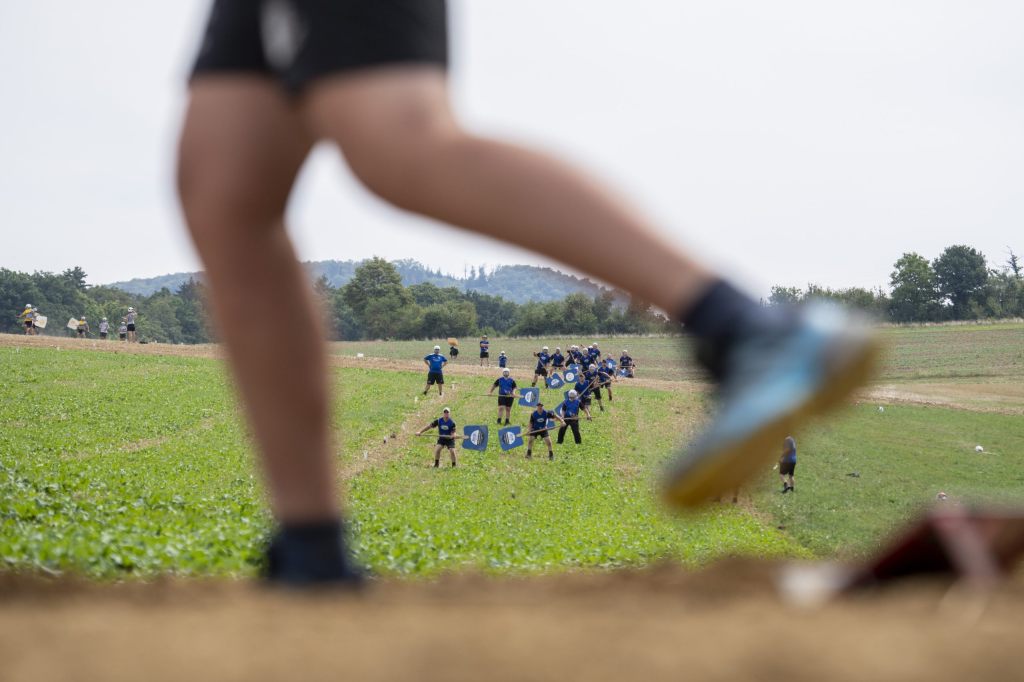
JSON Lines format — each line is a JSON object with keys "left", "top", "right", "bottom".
{"left": 2, "top": 322, "right": 1022, "bottom": 579}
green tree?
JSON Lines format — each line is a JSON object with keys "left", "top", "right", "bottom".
{"left": 933, "top": 245, "right": 988, "bottom": 319}
{"left": 889, "top": 252, "right": 939, "bottom": 322}
{"left": 342, "top": 258, "right": 418, "bottom": 338}
{"left": 768, "top": 286, "right": 802, "bottom": 306}
{"left": 420, "top": 301, "right": 478, "bottom": 338}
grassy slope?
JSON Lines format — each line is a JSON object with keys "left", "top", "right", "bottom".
{"left": 0, "top": 346, "right": 800, "bottom": 578}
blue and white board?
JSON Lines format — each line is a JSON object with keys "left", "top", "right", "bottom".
{"left": 461, "top": 425, "right": 489, "bottom": 451}
{"left": 567, "top": 363, "right": 581, "bottom": 375}
{"left": 546, "top": 373, "right": 564, "bottom": 389}
{"left": 498, "top": 426, "right": 523, "bottom": 451}
{"left": 617, "top": 368, "right": 632, "bottom": 378}
{"left": 562, "top": 368, "right": 578, "bottom": 384}
{"left": 604, "top": 358, "right": 616, "bottom": 371}
{"left": 518, "top": 387, "right": 540, "bottom": 407}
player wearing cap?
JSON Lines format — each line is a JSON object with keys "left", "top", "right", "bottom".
{"left": 488, "top": 368, "right": 518, "bottom": 425}
{"left": 550, "top": 347, "right": 565, "bottom": 370}
{"left": 18, "top": 304, "right": 36, "bottom": 335}
{"left": 417, "top": 407, "right": 458, "bottom": 468}
{"left": 118, "top": 318, "right": 128, "bottom": 341}
{"left": 125, "top": 307, "right": 139, "bottom": 343}
{"left": 531, "top": 346, "right": 551, "bottom": 387}
{"left": 574, "top": 374, "right": 595, "bottom": 421}
{"left": 596, "top": 363, "right": 614, "bottom": 403}
{"left": 76, "top": 317, "right": 89, "bottom": 338}
{"left": 99, "top": 318, "right": 110, "bottom": 340}
{"left": 498, "top": 350, "right": 508, "bottom": 369}
{"left": 557, "top": 389, "right": 583, "bottom": 445}
{"left": 422, "top": 345, "right": 448, "bottom": 396}
{"left": 525, "top": 401, "right": 564, "bottom": 461}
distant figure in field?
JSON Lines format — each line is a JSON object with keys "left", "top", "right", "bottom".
{"left": 573, "top": 373, "right": 595, "bottom": 421}
{"left": 556, "top": 389, "right": 583, "bottom": 445}
{"left": 498, "top": 350, "right": 507, "bottom": 369}
{"left": 489, "top": 367, "right": 517, "bottom": 425}
{"left": 416, "top": 407, "right": 458, "bottom": 468}
{"left": 597, "top": 363, "right": 614, "bottom": 403}
{"left": 479, "top": 335, "right": 490, "bottom": 367}
{"left": 125, "top": 307, "right": 139, "bottom": 343}
{"left": 550, "top": 347, "right": 565, "bottom": 371}
{"left": 618, "top": 349, "right": 635, "bottom": 378}
{"left": 176, "top": 0, "right": 876, "bottom": 584}
{"left": 422, "top": 345, "right": 447, "bottom": 397}
{"left": 780, "top": 436, "right": 797, "bottom": 493}
{"left": 18, "top": 304, "right": 36, "bottom": 335}
{"left": 448, "top": 341, "right": 459, "bottom": 361}
{"left": 526, "top": 402, "right": 564, "bottom": 461}
{"left": 118, "top": 318, "right": 128, "bottom": 341}
{"left": 584, "top": 364, "right": 605, "bottom": 412}
{"left": 99, "top": 317, "right": 110, "bottom": 340}
{"left": 531, "top": 346, "right": 551, "bottom": 387}
{"left": 76, "top": 317, "right": 90, "bottom": 338}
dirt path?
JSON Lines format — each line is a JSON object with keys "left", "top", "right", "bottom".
{"left": 2, "top": 561, "right": 1020, "bottom": 682}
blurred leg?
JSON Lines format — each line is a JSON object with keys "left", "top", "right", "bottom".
{"left": 300, "top": 68, "right": 715, "bottom": 316}
{"left": 178, "top": 78, "right": 336, "bottom": 523}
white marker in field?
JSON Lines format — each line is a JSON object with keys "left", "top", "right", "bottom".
{"left": 878, "top": 406, "right": 885, "bottom": 413}
{"left": 975, "top": 445, "right": 984, "bottom": 452}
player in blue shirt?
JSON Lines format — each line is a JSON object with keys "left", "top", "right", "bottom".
{"left": 556, "top": 389, "right": 583, "bottom": 445}
{"left": 596, "top": 364, "right": 614, "bottom": 404}
{"left": 479, "top": 335, "right": 490, "bottom": 367}
{"left": 525, "top": 402, "right": 565, "bottom": 460}
{"left": 417, "top": 407, "right": 458, "bottom": 468}
{"left": 531, "top": 346, "right": 552, "bottom": 387}
{"left": 422, "top": 345, "right": 448, "bottom": 396}
{"left": 550, "top": 347, "right": 565, "bottom": 370}
{"left": 587, "top": 344, "right": 601, "bottom": 366}
{"left": 574, "top": 376, "right": 595, "bottom": 421}
{"left": 779, "top": 436, "right": 797, "bottom": 493}
{"left": 619, "top": 349, "right": 635, "bottom": 378}
{"left": 498, "top": 350, "right": 508, "bottom": 368}
{"left": 488, "top": 368, "right": 518, "bottom": 425}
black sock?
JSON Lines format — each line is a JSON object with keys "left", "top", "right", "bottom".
{"left": 265, "top": 519, "right": 362, "bottom": 586}
{"left": 680, "top": 280, "right": 774, "bottom": 380}
{"left": 434, "top": 460, "right": 440, "bottom": 468}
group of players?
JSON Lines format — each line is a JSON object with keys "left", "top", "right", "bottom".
{"left": 417, "top": 340, "right": 636, "bottom": 467}
{"left": 16, "top": 304, "right": 140, "bottom": 342}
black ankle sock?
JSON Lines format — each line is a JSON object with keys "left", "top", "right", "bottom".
{"left": 279, "top": 519, "right": 341, "bottom": 543}
{"left": 680, "top": 280, "right": 771, "bottom": 380}
{"left": 266, "top": 519, "right": 363, "bottom": 586}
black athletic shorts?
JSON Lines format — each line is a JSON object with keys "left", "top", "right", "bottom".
{"left": 535, "top": 366, "right": 548, "bottom": 377}
{"left": 427, "top": 371, "right": 444, "bottom": 385}
{"left": 24, "top": 321, "right": 32, "bottom": 329}
{"left": 497, "top": 396, "right": 514, "bottom": 408}
{"left": 436, "top": 437, "right": 455, "bottom": 448}
{"left": 192, "top": 0, "right": 448, "bottom": 93}
{"left": 100, "top": 332, "right": 108, "bottom": 339}
{"left": 480, "top": 351, "right": 489, "bottom": 358}
{"left": 127, "top": 324, "right": 136, "bottom": 332}
{"left": 119, "top": 333, "right": 127, "bottom": 340}
{"left": 592, "top": 387, "right": 602, "bottom": 400}
{"left": 779, "top": 459, "right": 796, "bottom": 476}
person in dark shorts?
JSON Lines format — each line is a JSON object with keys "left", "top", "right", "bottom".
{"left": 118, "top": 318, "right": 128, "bottom": 341}
{"left": 573, "top": 375, "right": 594, "bottom": 421}
{"left": 125, "top": 307, "right": 138, "bottom": 343}
{"left": 416, "top": 407, "right": 458, "bottom": 468}
{"left": 18, "top": 305, "right": 36, "bottom": 335}
{"left": 488, "top": 368, "right": 517, "bottom": 425}
{"left": 584, "top": 364, "right": 605, "bottom": 412}
{"left": 422, "top": 344, "right": 447, "bottom": 397}
{"left": 550, "top": 347, "right": 565, "bottom": 370}
{"left": 76, "top": 317, "right": 89, "bottom": 338}
{"left": 177, "top": 0, "right": 876, "bottom": 585}
{"left": 556, "top": 389, "right": 583, "bottom": 445}
{"left": 498, "top": 351, "right": 507, "bottom": 369}
{"left": 525, "top": 402, "right": 564, "bottom": 461}
{"left": 531, "top": 346, "right": 551, "bottom": 387}
{"left": 448, "top": 343, "right": 458, "bottom": 361}
{"left": 619, "top": 349, "right": 635, "bottom": 378}
{"left": 99, "top": 317, "right": 110, "bottom": 340}
{"left": 479, "top": 335, "right": 490, "bottom": 367}
{"left": 780, "top": 436, "right": 797, "bottom": 493}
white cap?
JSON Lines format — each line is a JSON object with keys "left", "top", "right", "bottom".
{"left": 542, "top": 346, "right": 549, "bottom": 351}
{"left": 128, "top": 307, "right": 134, "bottom": 312}
{"left": 434, "top": 345, "right": 441, "bottom": 351}
{"left": 442, "top": 406, "right": 450, "bottom": 413}
{"left": 102, "top": 317, "right": 107, "bottom": 321}
{"left": 568, "top": 389, "right": 578, "bottom": 398}
{"left": 555, "top": 347, "right": 561, "bottom": 351}
{"left": 26, "top": 303, "right": 32, "bottom": 307}
{"left": 589, "top": 364, "right": 597, "bottom": 370}
{"left": 502, "top": 368, "right": 510, "bottom": 375}
{"left": 623, "top": 349, "right": 628, "bottom": 353}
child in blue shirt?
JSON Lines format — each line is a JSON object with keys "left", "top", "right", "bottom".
{"left": 422, "top": 345, "right": 447, "bottom": 396}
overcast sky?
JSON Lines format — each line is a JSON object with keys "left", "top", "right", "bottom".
{"left": 1, "top": 1, "right": 1021, "bottom": 297}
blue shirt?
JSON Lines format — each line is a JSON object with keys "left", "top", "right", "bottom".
{"left": 574, "top": 379, "right": 591, "bottom": 398}
{"left": 493, "top": 376, "right": 517, "bottom": 395}
{"left": 561, "top": 398, "right": 580, "bottom": 418}
{"left": 588, "top": 348, "right": 601, "bottom": 362}
{"left": 782, "top": 438, "right": 797, "bottom": 463}
{"left": 619, "top": 354, "right": 633, "bottom": 367}
{"left": 597, "top": 369, "right": 612, "bottom": 385}
{"left": 534, "top": 351, "right": 550, "bottom": 370}
{"left": 480, "top": 339, "right": 489, "bottom": 351}
{"left": 550, "top": 352, "right": 565, "bottom": 366}
{"left": 529, "top": 410, "right": 555, "bottom": 432}
{"left": 432, "top": 417, "right": 456, "bottom": 439}
{"left": 424, "top": 353, "right": 447, "bottom": 372}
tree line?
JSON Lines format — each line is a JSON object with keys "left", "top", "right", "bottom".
{"left": 3, "top": 245, "right": 1020, "bottom": 343}
{"left": 767, "top": 245, "right": 1022, "bottom": 322}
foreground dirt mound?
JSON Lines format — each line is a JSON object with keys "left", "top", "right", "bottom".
{"left": 2, "top": 561, "right": 1020, "bottom": 682}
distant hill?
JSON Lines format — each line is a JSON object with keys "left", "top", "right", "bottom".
{"left": 107, "top": 259, "right": 619, "bottom": 305}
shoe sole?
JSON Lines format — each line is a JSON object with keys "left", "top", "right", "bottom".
{"left": 662, "top": 333, "right": 882, "bottom": 509}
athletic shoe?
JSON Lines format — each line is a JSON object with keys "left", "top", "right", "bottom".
{"left": 781, "top": 485, "right": 790, "bottom": 494}
{"left": 548, "top": 452, "right": 554, "bottom": 460}
{"left": 263, "top": 525, "right": 364, "bottom": 588}
{"left": 663, "top": 302, "right": 880, "bottom": 508}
